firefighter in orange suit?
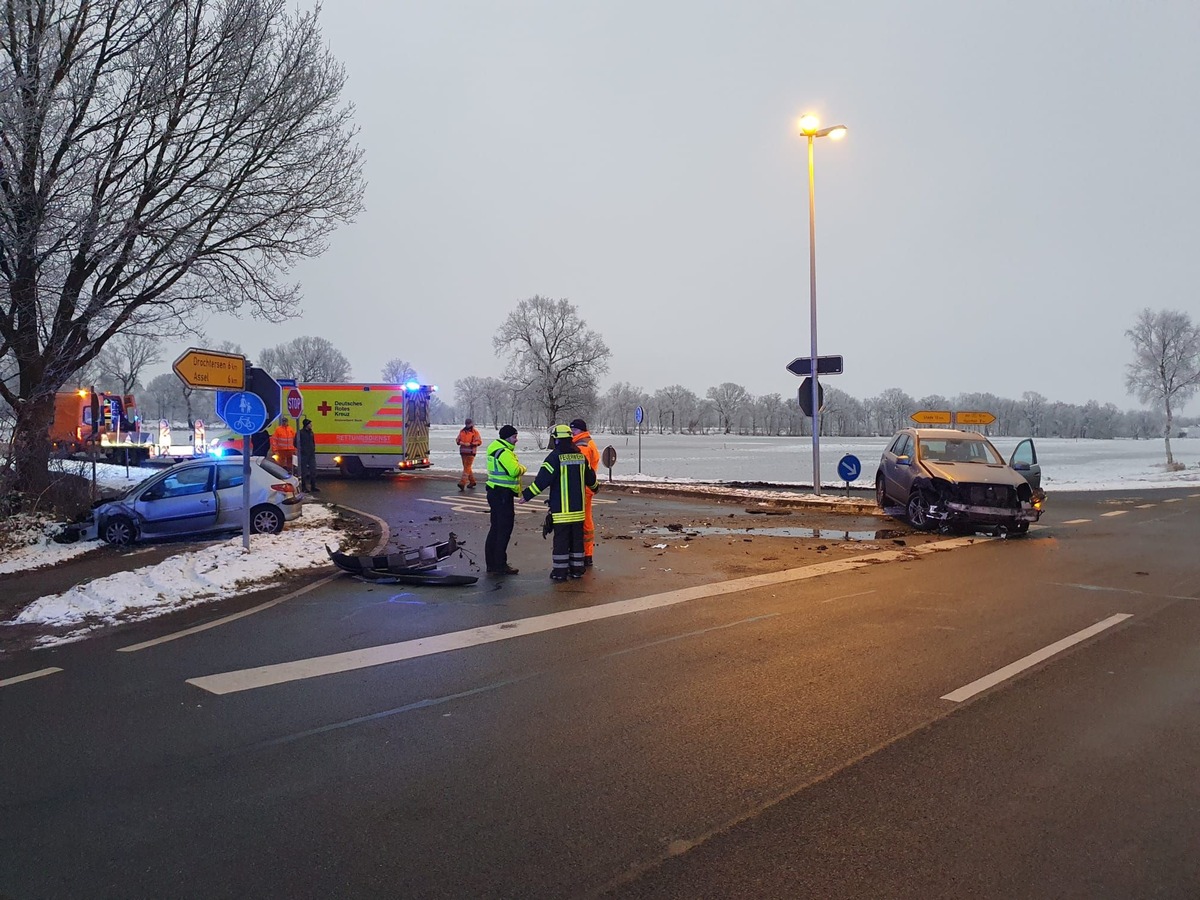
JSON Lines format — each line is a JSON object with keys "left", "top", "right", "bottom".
{"left": 570, "top": 418, "right": 601, "bottom": 567}
{"left": 455, "top": 418, "right": 483, "bottom": 490}
{"left": 271, "top": 416, "right": 297, "bottom": 474}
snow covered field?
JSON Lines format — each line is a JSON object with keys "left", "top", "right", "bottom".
{"left": 428, "top": 426, "right": 1200, "bottom": 492}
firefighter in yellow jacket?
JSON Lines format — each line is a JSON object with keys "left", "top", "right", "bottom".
{"left": 520, "top": 424, "right": 598, "bottom": 581}
{"left": 570, "top": 418, "right": 601, "bottom": 567}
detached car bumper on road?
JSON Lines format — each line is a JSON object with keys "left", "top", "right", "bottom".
{"left": 73, "top": 456, "right": 303, "bottom": 546}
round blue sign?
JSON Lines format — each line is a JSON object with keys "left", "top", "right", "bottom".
{"left": 220, "top": 391, "right": 268, "bottom": 436}
{"left": 837, "top": 454, "right": 861, "bottom": 482}
{"left": 635, "top": 406, "right": 644, "bottom": 424}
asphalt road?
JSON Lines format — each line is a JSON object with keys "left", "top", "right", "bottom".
{"left": 2, "top": 477, "right": 1198, "bottom": 899}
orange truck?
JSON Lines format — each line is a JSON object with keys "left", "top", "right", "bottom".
{"left": 50, "top": 389, "right": 155, "bottom": 463}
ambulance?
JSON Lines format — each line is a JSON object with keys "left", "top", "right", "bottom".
{"left": 276, "top": 382, "right": 435, "bottom": 476}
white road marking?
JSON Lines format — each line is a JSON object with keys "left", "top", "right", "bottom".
{"left": 1135, "top": 504, "right": 1156, "bottom": 509}
{"left": 941, "top": 613, "right": 1132, "bottom": 703}
{"left": 188, "top": 535, "right": 988, "bottom": 695}
{"left": 820, "top": 590, "right": 877, "bottom": 605}
{"left": 1163, "top": 498, "right": 1182, "bottom": 503}
{"left": 1049, "top": 582, "right": 1195, "bottom": 601}
{"left": 420, "top": 493, "right": 616, "bottom": 516}
{"left": 119, "top": 504, "right": 389, "bottom": 653}
{"left": 1060, "top": 519, "right": 1092, "bottom": 525}
{"left": 0, "top": 667, "right": 62, "bottom": 688}
{"left": 1101, "top": 510, "right": 1128, "bottom": 517}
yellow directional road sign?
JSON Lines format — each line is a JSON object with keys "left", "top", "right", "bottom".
{"left": 955, "top": 411, "right": 996, "bottom": 425}
{"left": 911, "top": 410, "right": 952, "bottom": 424}
{"left": 172, "top": 348, "right": 245, "bottom": 390}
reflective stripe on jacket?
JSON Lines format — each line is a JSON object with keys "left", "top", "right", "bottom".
{"left": 456, "top": 427, "right": 482, "bottom": 456}
{"left": 572, "top": 431, "right": 600, "bottom": 471}
{"left": 271, "top": 425, "right": 296, "bottom": 454}
{"left": 485, "top": 438, "right": 524, "bottom": 493}
{"left": 522, "top": 445, "right": 597, "bottom": 523}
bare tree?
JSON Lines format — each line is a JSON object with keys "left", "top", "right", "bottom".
{"left": 1125, "top": 308, "right": 1200, "bottom": 467}
{"left": 493, "top": 296, "right": 611, "bottom": 427}
{"left": 0, "top": 0, "right": 364, "bottom": 493}
{"left": 453, "top": 375, "right": 487, "bottom": 422}
{"left": 382, "top": 359, "right": 418, "bottom": 384}
{"left": 705, "top": 382, "right": 751, "bottom": 434}
{"left": 98, "top": 333, "right": 163, "bottom": 396}
{"left": 258, "top": 336, "right": 352, "bottom": 382}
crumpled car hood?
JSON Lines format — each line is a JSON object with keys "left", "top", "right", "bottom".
{"left": 920, "top": 460, "right": 1026, "bottom": 487}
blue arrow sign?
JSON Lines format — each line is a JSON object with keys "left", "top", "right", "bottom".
{"left": 837, "top": 454, "right": 861, "bottom": 482}
{"left": 219, "top": 391, "right": 268, "bottom": 435}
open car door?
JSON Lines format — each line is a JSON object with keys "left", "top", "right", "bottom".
{"left": 1009, "top": 438, "right": 1041, "bottom": 491}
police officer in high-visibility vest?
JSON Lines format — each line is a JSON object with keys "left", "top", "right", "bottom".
{"left": 569, "top": 418, "right": 601, "bottom": 567}
{"left": 520, "top": 424, "right": 598, "bottom": 581}
{"left": 484, "top": 425, "right": 525, "bottom": 576}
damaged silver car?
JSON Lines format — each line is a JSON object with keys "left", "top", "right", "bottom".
{"left": 875, "top": 428, "right": 1044, "bottom": 536}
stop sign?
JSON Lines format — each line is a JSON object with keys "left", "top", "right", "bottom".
{"left": 286, "top": 388, "right": 303, "bottom": 419}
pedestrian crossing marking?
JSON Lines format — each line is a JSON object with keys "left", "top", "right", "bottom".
{"left": 419, "top": 493, "right": 616, "bottom": 516}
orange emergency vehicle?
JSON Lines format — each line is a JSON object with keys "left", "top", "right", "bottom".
{"left": 50, "top": 389, "right": 154, "bottom": 463}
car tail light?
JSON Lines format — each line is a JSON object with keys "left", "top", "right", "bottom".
{"left": 270, "top": 483, "right": 296, "bottom": 495}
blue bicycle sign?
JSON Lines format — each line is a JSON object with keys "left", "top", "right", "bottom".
{"left": 219, "top": 391, "right": 268, "bottom": 435}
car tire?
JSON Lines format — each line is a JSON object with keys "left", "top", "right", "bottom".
{"left": 906, "top": 491, "right": 933, "bottom": 531}
{"left": 102, "top": 515, "right": 136, "bottom": 547}
{"left": 250, "top": 504, "right": 285, "bottom": 535}
{"left": 875, "top": 475, "right": 889, "bottom": 508}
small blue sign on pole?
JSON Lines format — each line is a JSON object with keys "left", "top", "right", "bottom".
{"left": 219, "top": 391, "right": 268, "bottom": 436}
{"left": 837, "top": 454, "right": 861, "bottom": 498}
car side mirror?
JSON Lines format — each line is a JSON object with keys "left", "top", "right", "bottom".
{"left": 896, "top": 455, "right": 912, "bottom": 466}
{"left": 1012, "top": 462, "right": 1030, "bottom": 471}
{"left": 142, "top": 489, "right": 162, "bottom": 501}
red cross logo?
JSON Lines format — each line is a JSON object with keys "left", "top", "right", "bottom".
{"left": 318, "top": 401, "right": 332, "bottom": 416}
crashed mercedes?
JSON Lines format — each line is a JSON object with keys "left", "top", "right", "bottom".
{"left": 875, "top": 428, "right": 1044, "bottom": 536}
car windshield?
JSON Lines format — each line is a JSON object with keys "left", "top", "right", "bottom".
{"left": 918, "top": 437, "right": 1003, "bottom": 465}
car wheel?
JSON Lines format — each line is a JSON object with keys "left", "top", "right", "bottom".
{"left": 250, "top": 505, "right": 284, "bottom": 535}
{"left": 875, "top": 475, "right": 888, "bottom": 508}
{"left": 906, "top": 491, "right": 933, "bottom": 531}
{"left": 102, "top": 515, "right": 136, "bottom": 546}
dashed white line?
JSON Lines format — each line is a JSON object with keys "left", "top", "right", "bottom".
{"left": 1163, "top": 498, "right": 1182, "bottom": 503}
{"left": 1101, "top": 510, "right": 1128, "bottom": 517}
{"left": 0, "top": 667, "right": 62, "bottom": 688}
{"left": 1061, "top": 518, "right": 1092, "bottom": 525}
{"left": 941, "top": 613, "right": 1132, "bottom": 703}
{"left": 1135, "top": 504, "right": 1156, "bottom": 509}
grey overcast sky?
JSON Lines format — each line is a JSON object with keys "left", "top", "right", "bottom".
{"left": 171, "top": 1, "right": 1200, "bottom": 412}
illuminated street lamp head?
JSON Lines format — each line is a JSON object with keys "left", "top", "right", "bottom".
{"left": 798, "top": 114, "right": 848, "bottom": 140}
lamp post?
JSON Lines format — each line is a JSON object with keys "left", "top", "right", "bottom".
{"left": 798, "top": 113, "right": 846, "bottom": 496}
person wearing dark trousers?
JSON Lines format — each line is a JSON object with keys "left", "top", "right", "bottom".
{"left": 296, "top": 418, "right": 319, "bottom": 492}
{"left": 520, "top": 424, "right": 598, "bottom": 581}
{"left": 484, "top": 425, "right": 525, "bottom": 575}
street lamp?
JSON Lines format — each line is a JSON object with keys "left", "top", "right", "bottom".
{"left": 797, "top": 113, "right": 846, "bottom": 496}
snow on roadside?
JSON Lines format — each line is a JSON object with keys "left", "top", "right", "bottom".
{"left": 10, "top": 504, "right": 345, "bottom": 647}
{"left": 0, "top": 516, "right": 98, "bottom": 575}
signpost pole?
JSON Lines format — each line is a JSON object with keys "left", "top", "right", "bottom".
{"left": 635, "top": 406, "right": 644, "bottom": 474}
{"left": 242, "top": 361, "right": 252, "bottom": 551}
